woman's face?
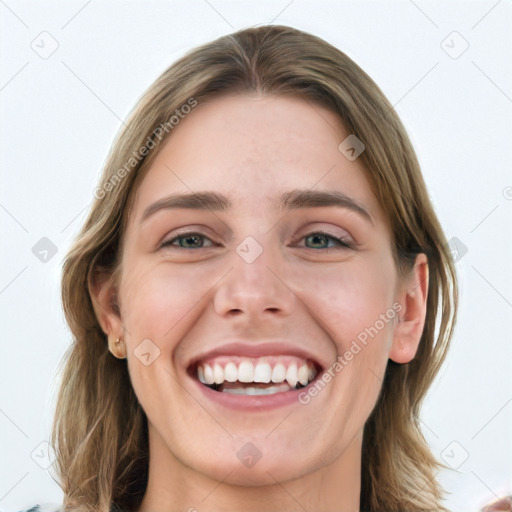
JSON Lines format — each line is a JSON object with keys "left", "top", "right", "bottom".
{"left": 105, "top": 93, "right": 425, "bottom": 486}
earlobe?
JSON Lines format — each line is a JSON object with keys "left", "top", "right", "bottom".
{"left": 389, "top": 329, "right": 420, "bottom": 364}
{"left": 389, "top": 254, "right": 429, "bottom": 364}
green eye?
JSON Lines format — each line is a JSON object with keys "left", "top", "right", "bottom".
{"left": 160, "top": 233, "right": 214, "bottom": 249}
{"left": 303, "top": 232, "right": 352, "bottom": 250}
{"left": 160, "top": 231, "right": 353, "bottom": 251}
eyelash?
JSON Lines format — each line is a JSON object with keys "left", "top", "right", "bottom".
{"left": 160, "top": 230, "right": 354, "bottom": 251}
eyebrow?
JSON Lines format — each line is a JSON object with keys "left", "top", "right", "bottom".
{"left": 141, "top": 189, "right": 373, "bottom": 224}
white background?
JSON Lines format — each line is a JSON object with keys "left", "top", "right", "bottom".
{"left": 1, "top": 1, "right": 511, "bottom": 511}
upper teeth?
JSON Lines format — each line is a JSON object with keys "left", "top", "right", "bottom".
{"left": 197, "top": 356, "right": 317, "bottom": 388}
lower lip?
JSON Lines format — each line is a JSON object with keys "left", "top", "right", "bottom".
{"left": 192, "top": 374, "right": 322, "bottom": 411}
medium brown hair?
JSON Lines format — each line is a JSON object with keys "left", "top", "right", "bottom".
{"left": 52, "top": 24, "right": 458, "bottom": 511}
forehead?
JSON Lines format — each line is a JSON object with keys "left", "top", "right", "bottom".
{"left": 129, "top": 93, "right": 383, "bottom": 223}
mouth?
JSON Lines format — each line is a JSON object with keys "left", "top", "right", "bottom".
{"left": 189, "top": 355, "right": 322, "bottom": 396}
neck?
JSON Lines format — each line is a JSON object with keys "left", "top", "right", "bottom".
{"left": 137, "top": 427, "right": 362, "bottom": 512}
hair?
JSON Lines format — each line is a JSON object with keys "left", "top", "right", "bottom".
{"left": 52, "top": 24, "right": 458, "bottom": 512}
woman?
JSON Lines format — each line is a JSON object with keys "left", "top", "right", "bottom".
{"left": 31, "top": 25, "right": 459, "bottom": 511}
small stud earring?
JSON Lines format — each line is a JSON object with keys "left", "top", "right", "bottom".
{"left": 109, "top": 337, "right": 127, "bottom": 359}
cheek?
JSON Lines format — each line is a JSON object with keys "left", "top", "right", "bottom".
{"left": 301, "top": 255, "right": 397, "bottom": 352}
{"left": 118, "top": 262, "right": 212, "bottom": 413}
{"left": 119, "top": 262, "right": 213, "bottom": 341}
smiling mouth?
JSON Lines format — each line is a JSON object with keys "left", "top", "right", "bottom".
{"left": 191, "top": 355, "right": 320, "bottom": 396}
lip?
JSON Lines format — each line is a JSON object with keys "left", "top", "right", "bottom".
{"left": 191, "top": 366, "right": 325, "bottom": 411}
{"left": 186, "top": 340, "right": 329, "bottom": 411}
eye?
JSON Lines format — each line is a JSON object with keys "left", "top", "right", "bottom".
{"left": 301, "top": 231, "right": 353, "bottom": 250}
{"left": 159, "top": 230, "right": 353, "bottom": 251}
{"left": 160, "top": 232, "right": 215, "bottom": 249}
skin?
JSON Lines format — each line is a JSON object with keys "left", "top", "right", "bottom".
{"left": 92, "top": 93, "right": 428, "bottom": 512}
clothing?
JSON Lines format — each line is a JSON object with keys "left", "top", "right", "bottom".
{"left": 17, "top": 505, "right": 62, "bottom": 512}
{"left": 17, "top": 504, "right": 126, "bottom": 512}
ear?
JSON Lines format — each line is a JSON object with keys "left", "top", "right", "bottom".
{"left": 89, "top": 269, "right": 126, "bottom": 359}
{"left": 389, "top": 253, "right": 429, "bottom": 364}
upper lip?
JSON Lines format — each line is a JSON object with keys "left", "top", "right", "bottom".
{"left": 187, "top": 340, "right": 328, "bottom": 372}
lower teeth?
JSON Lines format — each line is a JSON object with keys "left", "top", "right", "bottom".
{"left": 222, "top": 383, "right": 292, "bottom": 395}
{"left": 205, "top": 381, "right": 307, "bottom": 395}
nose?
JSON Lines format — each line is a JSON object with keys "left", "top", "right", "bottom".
{"left": 212, "top": 236, "right": 296, "bottom": 321}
